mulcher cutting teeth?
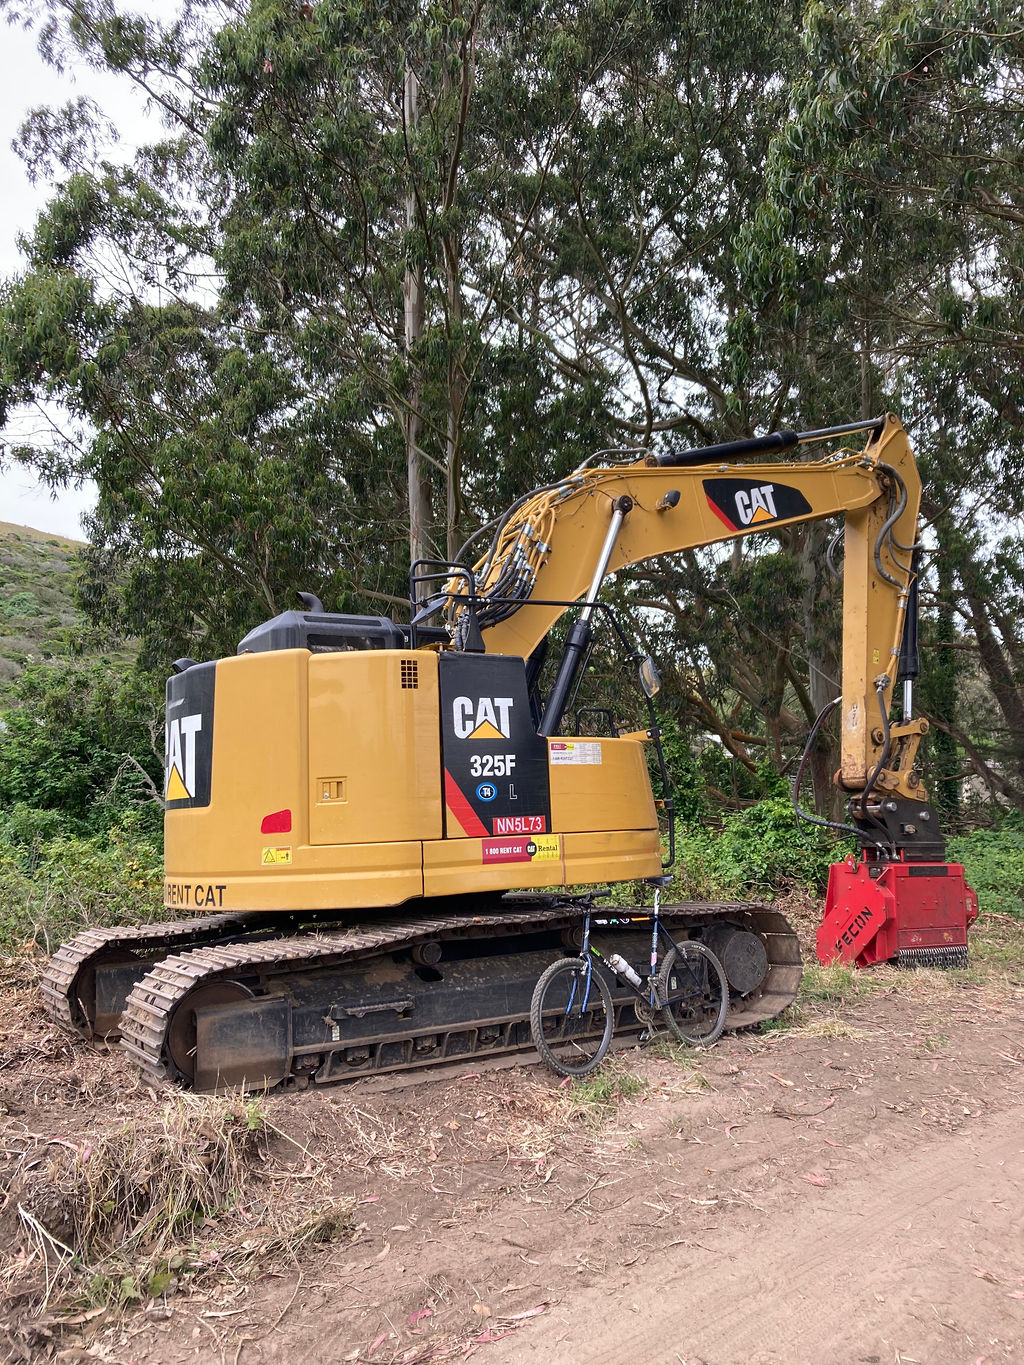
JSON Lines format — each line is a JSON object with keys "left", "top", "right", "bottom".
{"left": 894, "top": 945, "right": 970, "bottom": 969}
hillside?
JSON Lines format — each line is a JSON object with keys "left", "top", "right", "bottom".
{"left": 0, "top": 521, "right": 87, "bottom": 695}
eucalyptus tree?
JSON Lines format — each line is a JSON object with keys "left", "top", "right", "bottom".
{"left": 736, "top": 0, "right": 1024, "bottom": 808}
{"left": 10, "top": 0, "right": 1007, "bottom": 817}
{"left": 0, "top": 0, "right": 624, "bottom": 664}
{"left": 501, "top": 0, "right": 864, "bottom": 808}
{"left": 0, "top": 0, "right": 845, "bottom": 810}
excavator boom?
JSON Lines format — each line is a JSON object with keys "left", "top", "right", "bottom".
{"left": 445, "top": 412, "right": 975, "bottom": 966}
{"left": 451, "top": 414, "right": 922, "bottom": 799}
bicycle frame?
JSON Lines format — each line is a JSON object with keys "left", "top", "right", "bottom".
{"left": 577, "top": 888, "right": 693, "bottom": 1013}
{"left": 532, "top": 887, "right": 729, "bottom": 1075}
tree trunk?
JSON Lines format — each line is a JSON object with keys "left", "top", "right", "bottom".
{"left": 797, "top": 524, "right": 843, "bottom": 817}
{"left": 404, "top": 65, "right": 431, "bottom": 591}
{"left": 927, "top": 549, "right": 962, "bottom": 819}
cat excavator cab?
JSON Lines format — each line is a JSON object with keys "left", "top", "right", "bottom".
{"left": 42, "top": 414, "right": 976, "bottom": 1091}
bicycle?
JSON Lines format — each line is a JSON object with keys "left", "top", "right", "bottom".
{"left": 529, "top": 884, "right": 730, "bottom": 1077}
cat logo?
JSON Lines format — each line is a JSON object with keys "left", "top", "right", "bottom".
{"left": 164, "top": 661, "right": 215, "bottom": 807}
{"left": 703, "top": 477, "right": 812, "bottom": 533}
{"left": 452, "top": 695, "right": 514, "bottom": 740}
{"left": 165, "top": 714, "right": 203, "bottom": 801}
{"left": 734, "top": 484, "right": 778, "bottom": 526}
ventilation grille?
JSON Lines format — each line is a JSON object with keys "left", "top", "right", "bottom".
{"left": 401, "top": 659, "right": 419, "bottom": 689}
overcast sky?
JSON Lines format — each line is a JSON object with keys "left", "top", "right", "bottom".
{"left": 0, "top": 9, "right": 178, "bottom": 538}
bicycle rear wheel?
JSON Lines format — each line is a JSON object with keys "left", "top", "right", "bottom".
{"left": 530, "top": 957, "right": 614, "bottom": 1077}
{"left": 656, "top": 941, "right": 728, "bottom": 1047}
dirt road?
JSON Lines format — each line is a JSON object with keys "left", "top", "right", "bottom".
{"left": 110, "top": 972, "right": 1022, "bottom": 1365}
{"left": 507, "top": 1102, "right": 1022, "bottom": 1365}
{"left": 3, "top": 935, "right": 1022, "bottom": 1365}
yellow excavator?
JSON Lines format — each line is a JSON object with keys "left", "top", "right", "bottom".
{"left": 41, "top": 414, "right": 976, "bottom": 1091}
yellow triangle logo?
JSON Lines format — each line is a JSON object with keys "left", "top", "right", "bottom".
{"left": 750, "top": 505, "right": 774, "bottom": 523}
{"left": 165, "top": 765, "right": 190, "bottom": 801}
{"left": 469, "top": 719, "right": 505, "bottom": 740}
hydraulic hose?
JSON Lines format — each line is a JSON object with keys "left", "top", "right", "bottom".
{"left": 859, "top": 684, "right": 893, "bottom": 824}
{"left": 792, "top": 696, "right": 888, "bottom": 851}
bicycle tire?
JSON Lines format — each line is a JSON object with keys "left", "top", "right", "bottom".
{"left": 530, "top": 956, "right": 614, "bottom": 1078}
{"left": 656, "top": 941, "right": 729, "bottom": 1047}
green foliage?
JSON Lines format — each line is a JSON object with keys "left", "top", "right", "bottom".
{"left": 0, "top": 807, "right": 164, "bottom": 951}
{"left": 947, "top": 818, "right": 1024, "bottom": 918}
{"left": 0, "top": 659, "right": 163, "bottom": 830}
{"left": 672, "top": 797, "right": 845, "bottom": 899}
{"left": 0, "top": 1, "right": 810, "bottom": 668}
{"left": 738, "top": 0, "right": 1024, "bottom": 808}
{"left": 656, "top": 722, "right": 710, "bottom": 825}
{"left": 653, "top": 716, "right": 786, "bottom": 824}
{"left": 568, "top": 1065, "right": 646, "bottom": 1116}
{"left": 3, "top": 590, "right": 39, "bottom": 618}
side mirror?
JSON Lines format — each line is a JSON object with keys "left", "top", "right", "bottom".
{"left": 639, "top": 656, "right": 661, "bottom": 698}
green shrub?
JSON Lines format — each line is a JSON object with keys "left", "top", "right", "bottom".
{"left": 0, "top": 802, "right": 72, "bottom": 851}
{"left": 3, "top": 589, "right": 39, "bottom": 619}
{"left": 0, "top": 659, "right": 163, "bottom": 830}
{"left": 0, "top": 808, "right": 165, "bottom": 952}
{"left": 946, "top": 818, "right": 1024, "bottom": 918}
{"left": 651, "top": 722, "right": 708, "bottom": 825}
{"left": 672, "top": 796, "right": 847, "bottom": 899}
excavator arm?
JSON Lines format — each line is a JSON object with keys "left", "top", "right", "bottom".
{"left": 452, "top": 413, "right": 923, "bottom": 803}
{"left": 444, "top": 412, "right": 977, "bottom": 967}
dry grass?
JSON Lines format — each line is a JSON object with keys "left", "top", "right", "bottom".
{"left": 750, "top": 904, "right": 1023, "bottom": 1040}
{"left": 779, "top": 894, "right": 1023, "bottom": 1013}
{"left": 303, "top": 1074, "right": 601, "bottom": 1181}
{"left": 783, "top": 1016, "right": 876, "bottom": 1040}
{"left": 0, "top": 1093, "right": 354, "bottom": 1354}
{"left": 0, "top": 953, "right": 42, "bottom": 993}
{"left": 799, "top": 960, "right": 859, "bottom": 1003}
{"left": 772, "top": 886, "right": 823, "bottom": 943}
{"left": 0, "top": 958, "right": 674, "bottom": 1357}
{"left": 362, "top": 1302, "right": 552, "bottom": 1365}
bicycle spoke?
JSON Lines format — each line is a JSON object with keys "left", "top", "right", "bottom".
{"left": 657, "top": 941, "right": 729, "bottom": 1047}
{"left": 530, "top": 957, "right": 614, "bottom": 1077}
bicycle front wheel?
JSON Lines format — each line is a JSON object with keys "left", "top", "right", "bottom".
{"left": 657, "top": 941, "right": 729, "bottom": 1047}
{"left": 530, "top": 957, "right": 614, "bottom": 1078}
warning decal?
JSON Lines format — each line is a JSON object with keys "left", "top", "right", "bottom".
{"left": 261, "top": 846, "right": 293, "bottom": 866}
{"left": 482, "top": 834, "right": 560, "bottom": 865}
{"left": 549, "top": 741, "right": 602, "bottom": 765}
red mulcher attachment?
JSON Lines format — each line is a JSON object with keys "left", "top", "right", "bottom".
{"left": 818, "top": 856, "right": 979, "bottom": 969}
{"left": 801, "top": 527, "right": 980, "bottom": 969}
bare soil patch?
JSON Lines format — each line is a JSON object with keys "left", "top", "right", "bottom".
{"left": 1, "top": 915, "right": 1022, "bottom": 1365}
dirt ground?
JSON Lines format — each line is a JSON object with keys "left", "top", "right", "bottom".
{"left": 2, "top": 914, "right": 1022, "bottom": 1365}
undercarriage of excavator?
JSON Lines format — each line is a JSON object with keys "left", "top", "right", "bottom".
{"left": 42, "top": 896, "right": 801, "bottom": 1093}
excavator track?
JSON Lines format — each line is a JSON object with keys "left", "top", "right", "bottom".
{"left": 103, "top": 899, "right": 801, "bottom": 1092}
{"left": 40, "top": 912, "right": 280, "bottom": 1040}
